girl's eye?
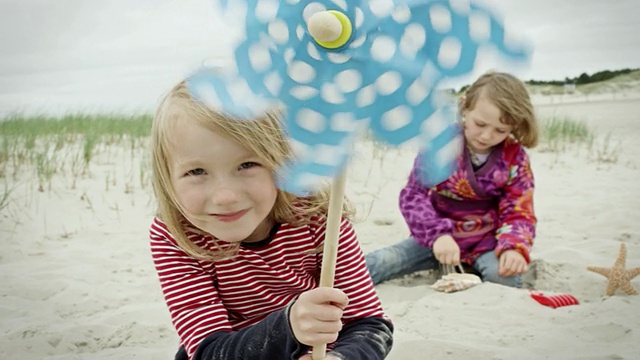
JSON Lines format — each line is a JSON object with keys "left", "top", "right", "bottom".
{"left": 496, "top": 129, "right": 508, "bottom": 134}
{"left": 475, "top": 122, "right": 486, "bottom": 127}
{"left": 186, "top": 168, "right": 206, "bottom": 176}
{"left": 239, "top": 161, "right": 259, "bottom": 170}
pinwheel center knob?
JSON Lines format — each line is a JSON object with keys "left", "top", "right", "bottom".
{"left": 307, "top": 10, "right": 352, "bottom": 49}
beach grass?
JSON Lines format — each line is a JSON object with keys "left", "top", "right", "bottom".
{"left": 538, "top": 115, "right": 620, "bottom": 164}
{"left": 540, "top": 116, "right": 591, "bottom": 147}
{"left": 1, "top": 113, "right": 152, "bottom": 196}
{"left": 0, "top": 181, "right": 11, "bottom": 211}
{"left": 0, "top": 113, "right": 152, "bottom": 139}
{"left": 0, "top": 111, "right": 617, "bottom": 202}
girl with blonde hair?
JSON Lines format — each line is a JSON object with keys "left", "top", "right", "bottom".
{"left": 367, "top": 71, "right": 539, "bottom": 289}
{"left": 149, "top": 81, "right": 393, "bottom": 359}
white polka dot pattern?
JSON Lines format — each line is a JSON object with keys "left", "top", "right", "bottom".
{"left": 188, "top": 0, "right": 531, "bottom": 194}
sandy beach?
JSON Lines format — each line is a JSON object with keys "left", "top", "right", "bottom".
{"left": 1, "top": 85, "right": 640, "bottom": 359}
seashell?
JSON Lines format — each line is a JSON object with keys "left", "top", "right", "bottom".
{"left": 430, "top": 273, "right": 482, "bottom": 293}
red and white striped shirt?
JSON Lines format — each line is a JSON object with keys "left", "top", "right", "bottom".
{"left": 149, "top": 216, "right": 386, "bottom": 359}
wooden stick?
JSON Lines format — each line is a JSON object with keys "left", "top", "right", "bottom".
{"left": 312, "top": 169, "right": 347, "bottom": 360}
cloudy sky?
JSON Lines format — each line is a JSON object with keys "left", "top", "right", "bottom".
{"left": 0, "top": 0, "right": 638, "bottom": 116}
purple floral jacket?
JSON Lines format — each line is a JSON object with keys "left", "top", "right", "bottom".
{"left": 399, "top": 138, "right": 536, "bottom": 264}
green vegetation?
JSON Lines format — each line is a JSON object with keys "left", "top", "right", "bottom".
{"left": 588, "top": 132, "right": 620, "bottom": 164}
{"left": 0, "top": 110, "right": 622, "bottom": 213}
{"left": 538, "top": 116, "right": 619, "bottom": 163}
{"left": 540, "top": 116, "right": 590, "bottom": 148}
{"left": 527, "top": 68, "right": 639, "bottom": 86}
{"left": 0, "top": 113, "right": 152, "bottom": 197}
{"left": 0, "top": 181, "right": 11, "bottom": 212}
{"left": 0, "top": 113, "right": 152, "bottom": 139}
{"left": 456, "top": 68, "right": 640, "bottom": 94}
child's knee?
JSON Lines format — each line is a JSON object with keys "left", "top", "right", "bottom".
{"left": 365, "top": 250, "right": 394, "bottom": 284}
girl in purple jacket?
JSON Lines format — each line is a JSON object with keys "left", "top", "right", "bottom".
{"left": 366, "top": 71, "right": 539, "bottom": 288}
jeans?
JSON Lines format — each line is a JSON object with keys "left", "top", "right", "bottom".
{"left": 365, "top": 237, "right": 522, "bottom": 288}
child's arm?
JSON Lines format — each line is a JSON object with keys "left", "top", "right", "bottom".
{"left": 324, "top": 317, "right": 394, "bottom": 359}
{"left": 149, "top": 219, "right": 308, "bottom": 360}
{"left": 399, "top": 156, "right": 454, "bottom": 248}
{"left": 313, "top": 218, "right": 394, "bottom": 359}
{"left": 193, "top": 306, "right": 305, "bottom": 359}
{"left": 495, "top": 146, "right": 536, "bottom": 263}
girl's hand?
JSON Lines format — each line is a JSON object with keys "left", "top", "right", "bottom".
{"left": 433, "top": 235, "right": 460, "bottom": 265}
{"left": 289, "top": 287, "right": 348, "bottom": 346}
{"left": 299, "top": 354, "right": 341, "bottom": 360}
{"left": 499, "top": 250, "right": 527, "bottom": 277}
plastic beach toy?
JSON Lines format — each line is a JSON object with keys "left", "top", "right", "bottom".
{"left": 187, "top": 0, "right": 531, "bottom": 193}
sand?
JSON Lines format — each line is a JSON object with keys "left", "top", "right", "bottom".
{"left": 1, "top": 90, "right": 640, "bottom": 359}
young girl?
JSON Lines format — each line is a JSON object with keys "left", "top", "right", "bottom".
{"left": 366, "top": 71, "right": 538, "bottom": 288}
{"left": 149, "top": 81, "right": 393, "bottom": 360}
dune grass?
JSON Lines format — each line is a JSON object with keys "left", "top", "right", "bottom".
{"left": 0, "top": 112, "right": 620, "bottom": 209}
{"left": 1, "top": 113, "right": 152, "bottom": 197}
{"left": 0, "top": 181, "right": 11, "bottom": 212}
{"left": 539, "top": 116, "right": 591, "bottom": 150}
{"left": 538, "top": 115, "right": 621, "bottom": 165}
{"left": 0, "top": 113, "right": 152, "bottom": 139}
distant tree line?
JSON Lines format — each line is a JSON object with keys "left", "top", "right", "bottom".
{"left": 455, "top": 68, "right": 639, "bottom": 93}
{"left": 525, "top": 68, "right": 639, "bottom": 86}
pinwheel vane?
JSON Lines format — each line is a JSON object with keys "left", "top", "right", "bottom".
{"left": 187, "top": 1, "right": 531, "bottom": 357}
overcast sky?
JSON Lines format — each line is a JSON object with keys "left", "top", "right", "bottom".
{"left": 1, "top": 0, "right": 638, "bottom": 116}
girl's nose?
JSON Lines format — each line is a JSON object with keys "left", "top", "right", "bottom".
{"left": 480, "top": 129, "right": 493, "bottom": 141}
{"left": 211, "top": 183, "right": 240, "bottom": 206}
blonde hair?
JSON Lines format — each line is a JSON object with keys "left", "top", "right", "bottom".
{"left": 461, "top": 71, "right": 539, "bottom": 148}
{"left": 151, "top": 81, "right": 352, "bottom": 260}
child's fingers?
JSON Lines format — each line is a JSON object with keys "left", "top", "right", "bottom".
{"left": 313, "top": 304, "right": 344, "bottom": 322}
{"left": 499, "top": 257, "right": 527, "bottom": 276}
{"left": 499, "top": 267, "right": 513, "bottom": 277}
{"left": 302, "top": 315, "right": 342, "bottom": 344}
{"left": 502, "top": 257, "right": 518, "bottom": 277}
{"left": 294, "top": 324, "right": 340, "bottom": 346}
{"left": 517, "top": 261, "right": 528, "bottom": 274}
{"left": 299, "top": 353, "right": 342, "bottom": 360}
{"left": 294, "top": 289, "right": 347, "bottom": 320}
{"left": 313, "top": 318, "right": 343, "bottom": 334}
{"left": 438, "top": 250, "right": 460, "bottom": 266}
{"left": 499, "top": 256, "right": 513, "bottom": 276}
{"left": 308, "top": 287, "right": 349, "bottom": 309}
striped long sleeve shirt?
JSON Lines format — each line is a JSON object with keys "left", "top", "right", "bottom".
{"left": 149, "top": 216, "right": 393, "bottom": 360}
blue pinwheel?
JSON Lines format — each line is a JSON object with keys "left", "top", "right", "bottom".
{"left": 187, "top": 1, "right": 531, "bottom": 357}
{"left": 188, "top": 0, "right": 530, "bottom": 194}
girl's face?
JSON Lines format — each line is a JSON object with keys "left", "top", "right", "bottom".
{"left": 462, "top": 94, "right": 513, "bottom": 154}
{"left": 169, "top": 119, "right": 278, "bottom": 243}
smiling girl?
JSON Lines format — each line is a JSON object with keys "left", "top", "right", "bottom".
{"left": 149, "top": 81, "right": 393, "bottom": 360}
